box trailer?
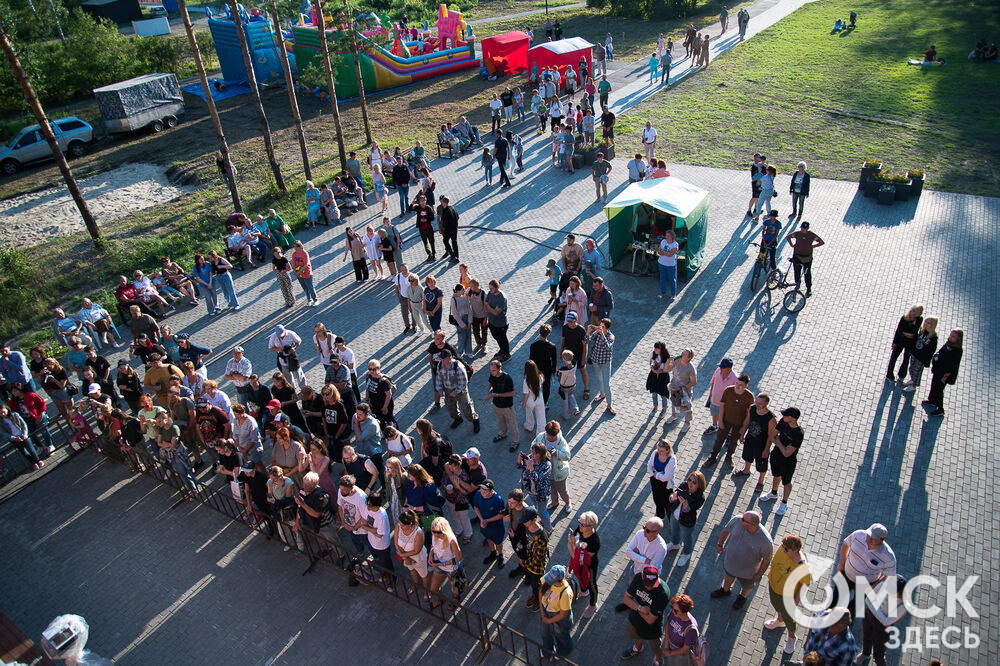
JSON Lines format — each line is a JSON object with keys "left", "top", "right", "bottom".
{"left": 93, "top": 72, "right": 185, "bottom": 134}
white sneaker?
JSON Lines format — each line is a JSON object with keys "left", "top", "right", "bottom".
{"left": 665, "top": 414, "right": 677, "bottom": 424}
{"left": 676, "top": 554, "right": 690, "bottom": 567}
{"left": 776, "top": 502, "right": 788, "bottom": 516}
{"left": 666, "top": 542, "right": 681, "bottom": 552}
{"left": 902, "top": 384, "right": 916, "bottom": 393}
{"left": 783, "top": 636, "right": 797, "bottom": 655}
{"left": 764, "top": 617, "right": 786, "bottom": 630}
{"left": 759, "top": 492, "right": 778, "bottom": 502}
{"left": 563, "top": 505, "right": 573, "bottom": 513}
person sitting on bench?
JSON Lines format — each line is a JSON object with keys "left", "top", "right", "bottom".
{"left": 447, "top": 122, "right": 469, "bottom": 151}
{"left": 456, "top": 116, "right": 482, "bottom": 146}
{"left": 439, "top": 124, "right": 461, "bottom": 155}
{"left": 342, "top": 172, "right": 367, "bottom": 209}
{"left": 332, "top": 176, "right": 362, "bottom": 211}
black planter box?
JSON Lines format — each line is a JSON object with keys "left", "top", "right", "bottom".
{"left": 894, "top": 181, "right": 911, "bottom": 201}
{"left": 877, "top": 188, "right": 895, "bottom": 205}
{"left": 582, "top": 150, "right": 597, "bottom": 165}
{"left": 860, "top": 162, "right": 882, "bottom": 190}
{"left": 572, "top": 154, "right": 583, "bottom": 169}
{"left": 600, "top": 144, "right": 615, "bottom": 160}
{"left": 864, "top": 177, "right": 880, "bottom": 198}
{"left": 910, "top": 177, "right": 924, "bottom": 197}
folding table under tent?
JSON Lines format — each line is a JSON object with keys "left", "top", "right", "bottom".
{"left": 602, "top": 177, "right": 710, "bottom": 280}
{"left": 481, "top": 31, "right": 530, "bottom": 75}
{"left": 527, "top": 37, "right": 593, "bottom": 90}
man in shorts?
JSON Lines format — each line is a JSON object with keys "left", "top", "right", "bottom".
{"left": 619, "top": 565, "right": 669, "bottom": 661}
{"left": 710, "top": 510, "right": 773, "bottom": 609}
{"left": 732, "top": 392, "right": 777, "bottom": 494}
{"left": 747, "top": 152, "right": 763, "bottom": 218}
{"left": 759, "top": 407, "right": 804, "bottom": 516}
{"left": 786, "top": 222, "right": 824, "bottom": 296}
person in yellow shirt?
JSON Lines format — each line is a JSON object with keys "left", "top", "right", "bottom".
{"left": 539, "top": 564, "right": 575, "bottom": 659}
{"left": 765, "top": 534, "right": 811, "bottom": 656}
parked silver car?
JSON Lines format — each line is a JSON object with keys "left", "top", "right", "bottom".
{"left": 0, "top": 116, "right": 94, "bottom": 175}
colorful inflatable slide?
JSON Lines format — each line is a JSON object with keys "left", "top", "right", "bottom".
{"left": 291, "top": 4, "right": 479, "bottom": 99}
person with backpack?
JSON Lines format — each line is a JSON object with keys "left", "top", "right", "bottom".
{"left": 664, "top": 594, "right": 707, "bottom": 665}
{"left": 539, "top": 564, "right": 575, "bottom": 659}
{"left": 568, "top": 510, "right": 601, "bottom": 618}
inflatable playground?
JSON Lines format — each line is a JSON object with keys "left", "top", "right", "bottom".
{"left": 203, "top": 2, "right": 478, "bottom": 101}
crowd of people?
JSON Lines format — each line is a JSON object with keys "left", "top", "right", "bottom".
{"left": 0, "top": 13, "right": 968, "bottom": 665}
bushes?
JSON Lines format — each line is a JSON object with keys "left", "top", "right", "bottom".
{"left": 588, "top": 0, "right": 698, "bottom": 20}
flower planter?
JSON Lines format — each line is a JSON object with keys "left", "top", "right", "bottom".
{"left": 599, "top": 144, "right": 615, "bottom": 160}
{"left": 572, "top": 154, "right": 583, "bottom": 169}
{"left": 860, "top": 162, "right": 882, "bottom": 190}
{"left": 863, "top": 177, "right": 880, "bottom": 198}
{"left": 893, "top": 181, "right": 911, "bottom": 201}
{"left": 582, "top": 149, "right": 598, "bottom": 165}
{"left": 910, "top": 176, "right": 924, "bottom": 197}
{"left": 877, "top": 187, "right": 895, "bottom": 206}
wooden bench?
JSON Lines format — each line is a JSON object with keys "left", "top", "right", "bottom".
{"left": 224, "top": 243, "right": 247, "bottom": 271}
{"left": 436, "top": 139, "right": 455, "bottom": 159}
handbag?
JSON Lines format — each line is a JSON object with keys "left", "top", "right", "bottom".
{"left": 230, "top": 479, "right": 243, "bottom": 500}
{"left": 65, "top": 380, "right": 79, "bottom": 396}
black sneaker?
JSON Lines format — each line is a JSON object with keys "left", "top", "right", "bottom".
{"left": 496, "top": 555, "right": 505, "bottom": 569}
{"left": 701, "top": 456, "right": 718, "bottom": 468}
{"left": 710, "top": 587, "right": 731, "bottom": 598}
{"left": 483, "top": 552, "right": 498, "bottom": 565}
{"left": 508, "top": 565, "right": 525, "bottom": 578}
{"left": 492, "top": 434, "right": 507, "bottom": 443}
{"left": 430, "top": 403, "right": 442, "bottom": 413}
{"left": 732, "top": 595, "right": 747, "bottom": 610}
{"left": 620, "top": 646, "right": 642, "bottom": 660}
{"left": 509, "top": 443, "right": 517, "bottom": 452}
{"left": 450, "top": 418, "right": 464, "bottom": 429}
{"left": 473, "top": 419, "right": 481, "bottom": 433}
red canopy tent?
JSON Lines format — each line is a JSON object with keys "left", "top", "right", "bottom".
{"left": 527, "top": 37, "right": 594, "bottom": 90}
{"left": 481, "top": 31, "right": 530, "bottom": 75}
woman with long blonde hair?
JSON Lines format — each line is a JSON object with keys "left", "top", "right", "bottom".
{"left": 427, "top": 516, "right": 464, "bottom": 610}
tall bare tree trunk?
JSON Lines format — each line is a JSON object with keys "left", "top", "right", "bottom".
{"left": 176, "top": 0, "right": 242, "bottom": 212}
{"left": 45, "top": 0, "right": 64, "bottom": 42}
{"left": 269, "top": 2, "right": 310, "bottom": 181}
{"left": 345, "top": 6, "right": 371, "bottom": 145}
{"left": 0, "top": 28, "right": 98, "bottom": 242}
{"left": 227, "top": 0, "right": 286, "bottom": 192}
{"left": 315, "top": 8, "right": 347, "bottom": 170}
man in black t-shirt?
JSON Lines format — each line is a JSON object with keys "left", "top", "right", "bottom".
{"left": 493, "top": 132, "right": 512, "bottom": 188}
{"left": 529, "top": 324, "right": 558, "bottom": 404}
{"left": 560, "top": 312, "right": 590, "bottom": 400}
{"left": 621, "top": 565, "right": 670, "bottom": 660}
{"left": 294, "top": 472, "right": 336, "bottom": 552}
{"left": 759, "top": 406, "right": 803, "bottom": 517}
{"left": 415, "top": 195, "right": 436, "bottom": 261}
{"left": 483, "top": 359, "right": 519, "bottom": 451}
{"left": 437, "top": 196, "right": 461, "bottom": 261}
{"left": 391, "top": 157, "right": 411, "bottom": 218}
{"left": 427, "top": 332, "right": 459, "bottom": 411}
{"left": 601, "top": 108, "right": 616, "bottom": 143}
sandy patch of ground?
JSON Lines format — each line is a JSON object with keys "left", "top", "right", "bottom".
{"left": 0, "top": 163, "right": 196, "bottom": 247}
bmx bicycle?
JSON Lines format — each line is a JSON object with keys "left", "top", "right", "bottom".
{"left": 748, "top": 241, "right": 778, "bottom": 291}
{"left": 765, "top": 257, "right": 810, "bottom": 313}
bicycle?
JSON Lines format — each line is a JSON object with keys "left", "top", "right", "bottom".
{"left": 748, "top": 241, "right": 777, "bottom": 291}
{"left": 765, "top": 257, "right": 809, "bottom": 313}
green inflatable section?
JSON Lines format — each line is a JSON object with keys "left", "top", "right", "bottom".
{"left": 292, "top": 26, "right": 378, "bottom": 99}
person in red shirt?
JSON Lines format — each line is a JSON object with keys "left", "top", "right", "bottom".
{"left": 7, "top": 383, "right": 54, "bottom": 455}
{"left": 114, "top": 275, "right": 157, "bottom": 319}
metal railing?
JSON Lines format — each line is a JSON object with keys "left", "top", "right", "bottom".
{"left": 96, "top": 441, "right": 577, "bottom": 666}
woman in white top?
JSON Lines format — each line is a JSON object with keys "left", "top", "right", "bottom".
{"left": 393, "top": 509, "right": 428, "bottom": 591}
{"left": 313, "top": 323, "right": 335, "bottom": 378}
{"left": 522, "top": 360, "right": 546, "bottom": 436}
{"left": 647, "top": 439, "right": 677, "bottom": 520}
{"left": 549, "top": 98, "right": 564, "bottom": 131}
{"left": 362, "top": 225, "right": 384, "bottom": 279}
{"left": 427, "top": 516, "right": 464, "bottom": 609}
{"left": 384, "top": 425, "right": 414, "bottom": 467}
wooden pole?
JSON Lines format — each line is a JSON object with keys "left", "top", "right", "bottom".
{"left": 269, "top": 1, "right": 311, "bottom": 181}
{"left": 176, "top": 0, "right": 242, "bottom": 212}
{"left": 345, "top": 4, "right": 372, "bottom": 145}
{"left": 227, "top": 0, "right": 286, "bottom": 192}
{"left": 315, "top": 6, "right": 348, "bottom": 170}
{"left": 0, "top": 28, "right": 98, "bottom": 242}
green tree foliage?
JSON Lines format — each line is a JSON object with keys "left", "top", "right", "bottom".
{"left": 587, "top": 0, "right": 697, "bottom": 20}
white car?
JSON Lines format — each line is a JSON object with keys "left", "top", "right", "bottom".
{"left": 0, "top": 116, "right": 94, "bottom": 176}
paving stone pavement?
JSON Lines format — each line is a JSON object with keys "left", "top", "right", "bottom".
{"left": 2, "top": 2, "right": 998, "bottom": 663}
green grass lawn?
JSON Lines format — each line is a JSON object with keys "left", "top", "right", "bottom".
{"left": 615, "top": 0, "right": 1000, "bottom": 195}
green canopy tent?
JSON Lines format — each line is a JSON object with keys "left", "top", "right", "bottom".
{"left": 603, "top": 177, "right": 710, "bottom": 280}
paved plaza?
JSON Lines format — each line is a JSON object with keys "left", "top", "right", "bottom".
{"left": 2, "top": 1, "right": 999, "bottom": 662}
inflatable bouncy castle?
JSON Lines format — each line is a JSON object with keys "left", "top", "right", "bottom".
{"left": 291, "top": 3, "right": 479, "bottom": 99}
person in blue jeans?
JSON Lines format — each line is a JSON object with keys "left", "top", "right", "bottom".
{"left": 480, "top": 148, "right": 494, "bottom": 185}
{"left": 192, "top": 253, "right": 217, "bottom": 316}
{"left": 668, "top": 471, "right": 705, "bottom": 567}
{"left": 207, "top": 250, "right": 240, "bottom": 312}
{"left": 759, "top": 210, "right": 782, "bottom": 270}
{"left": 391, "top": 156, "right": 411, "bottom": 218}
{"left": 539, "top": 565, "right": 575, "bottom": 659}
{"left": 657, "top": 230, "right": 679, "bottom": 299}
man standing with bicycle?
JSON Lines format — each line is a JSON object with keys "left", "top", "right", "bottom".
{"left": 786, "top": 222, "right": 824, "bottom": 297}
{"left": 760, "top": 210, "right": 782, "bottom": 270}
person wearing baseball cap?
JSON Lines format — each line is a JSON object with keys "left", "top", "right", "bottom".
{"left": 759, "top": 406, "right": 804, "bottom": 516}
{"left": 473, "top": 479, "right": 506, "bottom": 570}
{"left": 620, "top": 564, "right": 670, "bottom": 661}
{"left": 830, "top": 522, "right": 896, "bottom": 610}
{"left": 786, "top": 220, "right": 824, "bottom": 297}
{"left": 704, "top": 357, "right": 738, "bottom": 435}
{"left": 538, "top": 564, "right": 575, "bottom": 659}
